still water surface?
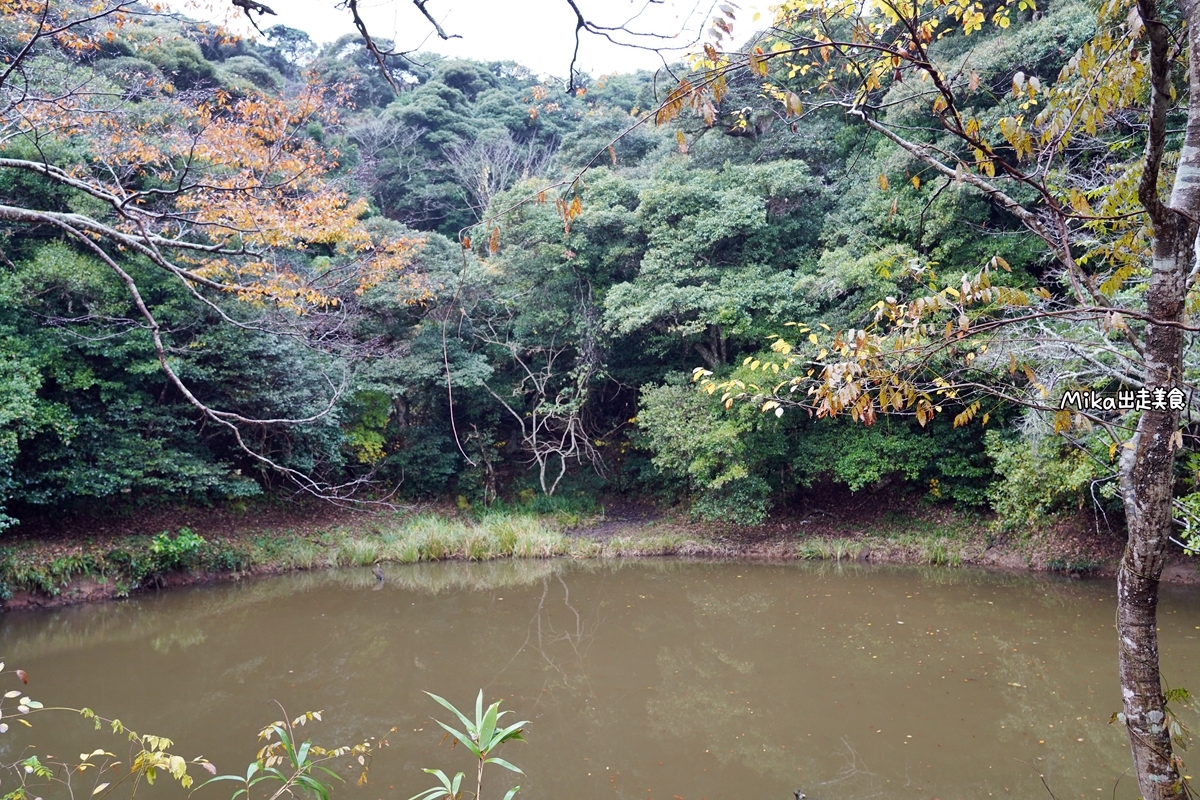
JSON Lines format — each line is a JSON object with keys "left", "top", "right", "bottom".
{"left": 3, "top": 559, "right": 1200, "bottom": 800}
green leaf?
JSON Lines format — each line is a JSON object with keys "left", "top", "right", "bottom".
{"left": 1166, "top": 687, "right": 1192, "bottom": 705}
{"left": 479, "top": 702, "right": 499, "bottom": 749}
{"left": 410, "top": 770, "right": 466, "bottom": 800}
{"left": 425, "top": 692, "right": 475, "bottom": 732}
{"left": 274, "top": 726, "right": 292, "bottom": 748}
{"left": 502, "top": 787, "right": 521, "bottom": 800}
{"left": 434, "top": 720, "right": 480, "bottom": 757}
{"left": 314, "top": 765, "right": 344, "bottom": 782}
{"left": 493, "top": 720, "right": 528, "bottom": 743}
{"left": 484, "top": 757, "right": 524, "bottom": 775}
{"left": 407, "top": 789, "right": 449, "bottom": 800}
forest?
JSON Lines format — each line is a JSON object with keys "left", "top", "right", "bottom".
{"left": 0, "top": 0, "right": 1118, "bottom": 531}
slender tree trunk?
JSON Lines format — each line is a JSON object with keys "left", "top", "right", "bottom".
{"left": 1119, "top": 345, "right": 1186, "bottom": 800}
{"left": 1115, "top": 4, "right": 1200, "bottom": 796}
{"left": 693, "top": 341, "right": 720, "bottom": 370}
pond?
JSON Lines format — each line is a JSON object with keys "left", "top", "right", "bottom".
{"left": 2, "top": 559, "right": 1198, "bottom": 800}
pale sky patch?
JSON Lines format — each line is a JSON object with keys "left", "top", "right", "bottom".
{"left": 219, "top": 0, "right": 771, "bottom": 77}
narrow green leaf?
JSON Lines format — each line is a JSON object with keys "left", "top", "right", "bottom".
{"left": 434, "top": 721, "right": 482, "bottom": 757}
{"left": 314, "top": 765, "right": 344, "bottom": 782}
{"left": 493, "top": 721, "right": 528, "bottom": 743}
{"left": 406, "top": 789, "right": 448, "bottom": 800}
{"left": 479, "top": 703, "right": 499, "bottom": 749}
{"left": 484, "top": 757, "right": 524, "bottom": 775}
{"left": 425, "top": 692, "right": 474, "bottom": 732}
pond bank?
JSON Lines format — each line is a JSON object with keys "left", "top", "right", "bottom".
{"left": 1, "top": 492, "right": 1192, "bottom": 610}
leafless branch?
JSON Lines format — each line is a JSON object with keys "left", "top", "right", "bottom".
{"left": 412, "top": 0, "right": 461, "bottom": 41}
{"left": 341, "top": 0, "right": 402, "bottom": 94}
{"left": 443, "top": 132, "right": 556, "bottom": 219}
{"left": 231, "top": 0, "right": 275, "bottom": 34}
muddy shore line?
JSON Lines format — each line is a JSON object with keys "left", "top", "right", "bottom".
{"left": 2, "top": 492, "right": 1195, "bottom": 611}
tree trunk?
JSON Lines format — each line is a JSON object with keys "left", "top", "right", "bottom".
{"left": 1120, "top": 373, "right": 1185, "bottom": 798}
{"left": 1117, "top": 223, "right": 1189, "bottom": 796}
{"left": 692, "top": 324, "right": 729, "bottom": 370}
{"left": 1115, "top": 5, "right": 1200, "bottom": 796}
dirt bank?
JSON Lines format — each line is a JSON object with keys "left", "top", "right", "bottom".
{"left": 1, "top": 490, "right": 1194, "bottom": 611}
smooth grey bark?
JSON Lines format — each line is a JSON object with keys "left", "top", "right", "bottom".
{"left": 1113, "top": 2, "right": 1199, "bottom": 796}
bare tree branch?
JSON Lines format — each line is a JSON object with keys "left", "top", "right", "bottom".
{"left": 341, "top": 0, "right": 402, "bottom": 94}
{"left": 443, "top": 132, "right": 556, "bottom": 219}
{"left": 231, "top": 0, "right": 276, "bottom": 34}
{"left": 412, "top": 0, "right": 461, "bottom": 41}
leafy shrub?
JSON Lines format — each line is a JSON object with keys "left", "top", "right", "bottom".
{"left": 637, "top": 377, "right": 785, "bottom": 524}
{"left": 984, "top": 431, "right": 1100, "bottom": 530}
{"left": 790, "top": 415, "right": 994, "bottom": 505}
{"left": 521, "top": 490, "right": 599, "bottom": 517}
{"left": 218, "top": 55, "right": 283, "bottom": 91}
{"left": 102, "top": 547, "right": 154, "bottom": 589}
{"left": 690, "top": 474, "right": 773, "bottom": 525}
{"left": 149, "top": 528, "right": 206, "bottom": 571}
{"left": 791, "top": 419, "right": 941, "bottom": 491}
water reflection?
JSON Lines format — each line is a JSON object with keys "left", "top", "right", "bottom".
{"left": 0, "top": 560, "right": 1195, "bottom": 800}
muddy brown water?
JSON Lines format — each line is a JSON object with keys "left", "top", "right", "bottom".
{"left": 1, "top": 559, "right": 1198, "bottom": 800}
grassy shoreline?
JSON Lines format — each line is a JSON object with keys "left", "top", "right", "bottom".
{"left": 0, "top": 497, "right": 1188, "bottom": 610}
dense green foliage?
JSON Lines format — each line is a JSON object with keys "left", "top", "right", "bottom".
{"left": 0, "top": 2, "right": 1119, "bottom": 530}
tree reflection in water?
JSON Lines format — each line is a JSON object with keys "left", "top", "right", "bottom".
{"left": 0, "top": 560, "right": 1193, "bottom": 800}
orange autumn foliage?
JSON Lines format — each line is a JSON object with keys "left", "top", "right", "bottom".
{"left": 1, "top": 0, "right": 425, "bottom": 313}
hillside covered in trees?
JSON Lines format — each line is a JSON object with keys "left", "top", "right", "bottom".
{"left": 0, "top": 0, "right": 1162, "bottom": 533}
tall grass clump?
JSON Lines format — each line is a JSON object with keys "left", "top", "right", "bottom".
{"left": 336, "top": 537, "right": 382, "bottom": 567}
{"left": 273, "top": 537, "right": 324, "bottom": 570}
{"left": 475, "top": 511, "right": 528, "bottom": 555}
{"left": 383, "top": 537, "right": 422, "bottom": 564}
{"left": 463, "top": 530, "right": 493, "bottom": 561}
{"left": 921, "top": 540, "right": 964, "bottom": 566}
{"left": 512, "top": 525, "right": 566, "bottom": 558}
{"left": 797, "top": 540, "right": 831, "bottom": 560}
{"left": 609, "top": 531, "right": 689, "bottom": 556}
{"left": 568, "top": 539, "right": 604, "bottom": 558}
{"left": 397, "top": 514, "right": 468, "bottom": 560}
{"left": 795, "top": 538, "right": 862, "bottom": 561}
{"left": 829, "top": 539, "right": 862, "bottom": 561}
